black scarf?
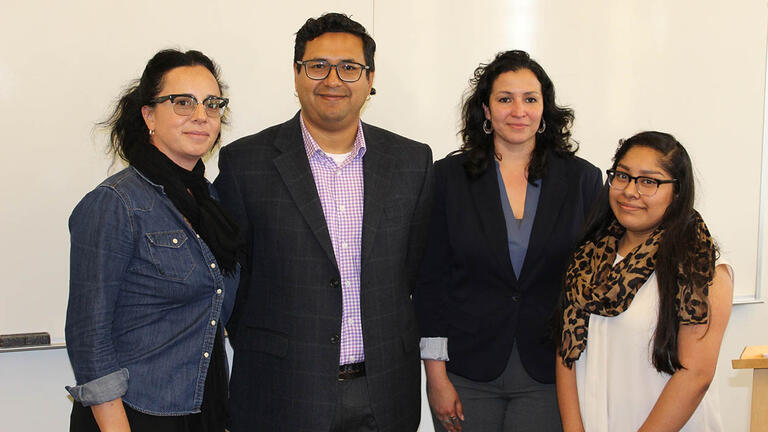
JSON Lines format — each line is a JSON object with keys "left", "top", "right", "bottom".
{"left": 131, "top": 145, "right": 243, "bottom": 276}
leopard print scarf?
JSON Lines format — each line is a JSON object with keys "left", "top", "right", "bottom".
{"left": 559, "top": 211, "right": 715, "bottom": 368}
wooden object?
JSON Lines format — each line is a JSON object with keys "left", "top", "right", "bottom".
{"left": 733, "top": 345, "right": 768, "bottom": 431}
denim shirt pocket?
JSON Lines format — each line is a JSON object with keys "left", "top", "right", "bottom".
{"left": 145, "top": 230, "right": 195, "bottom": 281}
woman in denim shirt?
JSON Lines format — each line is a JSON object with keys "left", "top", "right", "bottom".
{"left": 65, "top": 49, "right": 242, "bottom": 432}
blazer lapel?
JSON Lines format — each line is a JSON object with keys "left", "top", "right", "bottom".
{"left": 519, "top": 152, "right": 568, "bottom": 281}
{"left": 469, "top": 162, "right": 517, "bottom": 282}
{"left": 360, "top": 124, "right": 394, "bottom": 267}
{"left": 272, "top": 113, "right": 337, "bottom": 266}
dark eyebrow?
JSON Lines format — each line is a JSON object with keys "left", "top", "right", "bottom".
{"left": 494, "top": 90, "right": 542, "bottom": 96}
{"left": 181, "top": 94, "right": 222, "bottom": 100}
{"left": 304, "top": 58, "right": 360, "bottom": 63}
{"left": 616, "top": 163, "right": 665, "bottom": 176}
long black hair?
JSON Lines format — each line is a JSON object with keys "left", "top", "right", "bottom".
{"left": 459, "top": 50, "right": 576, "bottom": 180}
{"left": 581, "top": 131, "right": 718, "bottom": 374}
{"left": 102, "top": 49, "right": 226, "bottom": 165}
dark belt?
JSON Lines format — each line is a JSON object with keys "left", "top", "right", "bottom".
{"left": 338, "top": 362, "right": 366, "bottom": 380}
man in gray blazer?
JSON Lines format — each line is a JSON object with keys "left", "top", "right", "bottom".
{"left": 215, "top": 12, "right": 432, "bottom": 432}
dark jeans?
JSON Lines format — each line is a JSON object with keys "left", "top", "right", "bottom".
{"left": 70, "top": 400, "right": 214, "bottom": 432}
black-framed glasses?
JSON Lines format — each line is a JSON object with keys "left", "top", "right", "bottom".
{"left": 149, "top": 94, "right": 229, "bottom": 118}
{"left": 296, "top": 59, "right": 370, "bottom": 82}
{"left": 606, "top": 169, "right": 678, "bottom": 197}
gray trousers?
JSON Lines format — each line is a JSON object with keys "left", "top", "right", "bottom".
{"left": 432, "top": 345, "right": 562, "bottom": 432}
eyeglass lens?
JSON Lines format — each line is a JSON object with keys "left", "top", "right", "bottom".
{"left": 303, "top": 61, "right": 365, "bottom": 82}
{"left": 170, "top": 96, "right": 226, "bottom": 118}
{"left": 609, "top": 172, "right": 660, "bottom": 196}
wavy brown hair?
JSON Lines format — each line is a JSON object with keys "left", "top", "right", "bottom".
{"left": 459, "top": 50, "right": 576, "bottom": 180}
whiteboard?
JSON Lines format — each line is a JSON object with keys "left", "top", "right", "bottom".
{"left": 0, "top": 0, "right": 765, "bottom": 339}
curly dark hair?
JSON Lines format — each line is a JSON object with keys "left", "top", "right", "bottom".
{"left": 294, "top": 12, "right": 375, "bottom": 76}
{"left": 101, "top": 49, "right": 226, "bottom": 165}
{"left": 459, "top": 50, "right": 576, "bottom": 180}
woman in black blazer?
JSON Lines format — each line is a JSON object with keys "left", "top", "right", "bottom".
{"left": 415, "top": 50, "right": 602, "bottom": 432}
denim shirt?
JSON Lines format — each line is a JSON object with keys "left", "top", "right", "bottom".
{"left": 65, "top": 166, "right": 238, "bottom": 415}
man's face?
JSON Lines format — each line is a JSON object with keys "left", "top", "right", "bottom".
{"left": 294, "top": 32, "right": 374, "bottom": 133}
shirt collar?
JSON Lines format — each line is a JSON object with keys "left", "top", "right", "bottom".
{"left": 299, "top": 112, "right": 367, "bottom": 160}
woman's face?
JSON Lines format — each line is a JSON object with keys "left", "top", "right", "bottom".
{"left": 609, "top": 146, "right": 676, "bottom": 240}
{"left": 141, "top": 65, "right": 221, "bottom": 170}
{"left": 483, "top": 68, "right": 544, "bottom": 152}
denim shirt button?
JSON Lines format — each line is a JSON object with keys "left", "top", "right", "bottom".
{"left": 203, "top": 352, "right": 209, "bottom": 358}
{"left": 210, "top": 263, "right": 216, "bottom": 269}
{"left": 172, "top": 238, "right": 178, "bottom": 244}
{"left": 210, "top": 320, "right": 216, "bottom": 326}
{"left": 216, "top": 289, "right": 222, "bottom": 295}
{"left": 196, "top": 234, "right": 200, "bottom": 239}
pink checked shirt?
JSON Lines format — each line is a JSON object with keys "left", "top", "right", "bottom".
{"left": 300, "top": 114, "right": 366, "bottom": 366}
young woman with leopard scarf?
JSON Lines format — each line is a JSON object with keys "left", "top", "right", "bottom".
{"left": 556, "top": 131, "right": 733, "bottom": 432}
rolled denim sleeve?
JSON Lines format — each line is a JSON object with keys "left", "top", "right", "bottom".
{"left": 65, "top": 186, "right": 134, "bottom": 402}
{"left": 66, "top": 368, "right": 129, "bottom": 406}
{"left": 420, "top": 337, "right": 449, "bottom": 361}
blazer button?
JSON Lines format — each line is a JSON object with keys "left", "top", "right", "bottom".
{"left": 329, "top": 278, "right": 341, "bottom": 289}
{"left": 511, "top": 294, "right": 520, "bottom": 302}
{"left": 330, "top": 334, "right": 340, "bottom": 344}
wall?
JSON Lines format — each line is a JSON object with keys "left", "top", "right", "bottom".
{"left": 0, "top": 1, "right": 766, "bottom": 430}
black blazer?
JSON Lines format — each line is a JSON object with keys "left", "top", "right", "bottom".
{"left": 214, "top": 113, "right": 432, "bottom": 432}
{"left": 414, "top": 151, "right": 601, "bottom": 383}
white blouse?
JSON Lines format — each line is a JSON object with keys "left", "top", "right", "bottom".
{"left": 574, "top": 261, "right": 733, "bottom": 432}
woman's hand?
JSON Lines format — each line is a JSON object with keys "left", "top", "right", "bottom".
{"left": 91, "top": 398, "right": 131, "bottom": 432}
{"left": 424, "top": 359, "right": 464, "bottom": 432}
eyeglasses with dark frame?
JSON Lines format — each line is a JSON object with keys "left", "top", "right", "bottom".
{"left": 606, "top": 169, "right": 678, "bottom": 197}
{"left": 296, "top": 59, "right": 370, "bottom": 83}
{"left": 149, "top": 94, "right": 229, "bottom": 118}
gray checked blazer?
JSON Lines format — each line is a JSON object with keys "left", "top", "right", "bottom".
{"left": 214, "top": 112, "right": 432, "bottom": 432}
